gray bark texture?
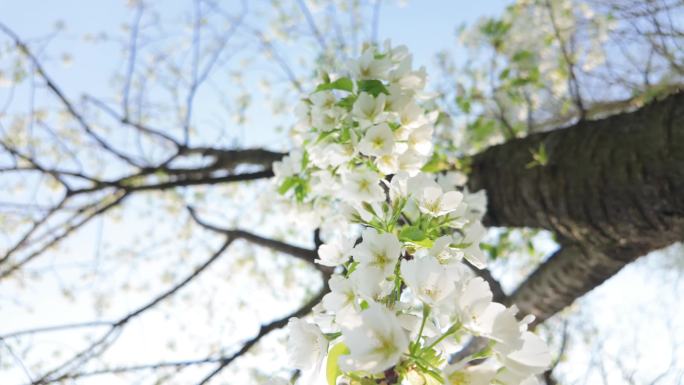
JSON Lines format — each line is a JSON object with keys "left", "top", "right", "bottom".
{"left": 467, "top": 91, "right": 684, "bottom": 323}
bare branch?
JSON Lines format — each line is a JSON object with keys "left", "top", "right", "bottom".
{"left": 371, "top": 0, "right": 383, "bottom": 45}
{"left": 0, "top": 191, "right": 129, "bottom": 281}
{"left": 296, "top": 0, "right": 328, "bottom": 51}
{"left": 543, "top": 0, "right": 585, "bottom": 119}
{"left": 187, "top": 206, "right": 329, "bottom": 270}
{"left": 182, "top": 0, "right": 246, "bottom": 145}
{"left": 0, "top": 321, "right": 114, "bottom": 340}
{"left": 543, "top": 319, "right": 569, "bottom": 385}
{"left": 50, "top": 357, "right": 222, "bottom": 381}
{"left": 463, "top": 259, "right": 507, "bottom": 303}
{"left": 195, "top": 288, "right": 327, "bottom": 385}
{"left": 0, "top": 337, "right": 34, "bottom": 382}
{"left": 205, "top": 1, "right": 304, "bottom": 92}
{"left": 30, "top": 236, "right": 234, "bottom": 385}
{"left": 85, "top": 95, "right": 182, "bottom": 147}
{"left": 0, "top": 23, "right": 141, "bottom": 167}
{"left": 25, "top": 290, "right": 327, "bottom": 384}
{"left": 122, "top": 2, "right": 144, "bottom": 119}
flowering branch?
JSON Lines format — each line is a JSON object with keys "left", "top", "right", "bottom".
{"left": 273, "top": 42, "right": 552, "bottom": 385}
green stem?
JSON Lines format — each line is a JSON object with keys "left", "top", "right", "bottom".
{"left": 416, "top": 304, "right": 431, "bottom": 344}
{"left": 425, "top": 322, "right": 461, "bottom": 350}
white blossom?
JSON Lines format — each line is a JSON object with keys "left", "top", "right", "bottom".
{"left": 358, "top": 123, "right": 395, "bottom": 157}
{"left": 427, "top": 235, "right": 460, "bottom": 263}
{"left": 342, "top": 169, "right": 385, "bottom": 203}
{"left": 500, "top": 332, "right": 552, "bottom": 378}
{"left": 287, "top": 318, "right": 328, "bottom": 371}
{"left": 352, "top": 92, "right": 386, "bottom": 127}
{"left": 397, "top": 149, "right": 427, "bottom": 176}
{"left": 339, "top": 302, "right": 409, "bottom": 374}
{"left": 351, "top": 228, "right": 402, "bottom": 277}
{"left": 463, "top": 189, "right": 488, "bottom": 222}
{"left": 375, "top": 153, "right": 400, "bottom": 175}
{"left": 455, "top": 277, "right": 494, "bottom": 331}
{"left": 454, "top": 222, "right": 488, "bottom": 269}
{"left": 351, "top": 265, "right": 394, "bottom": 301}
{"left": 444, "top": 362, "right": 497, "bottom": 385}
{"left": 272, "top": 151, "right": 302, "bottom": 180}
{"left": 322, "top": 275, "right": 357, "bottom": 317}
{"left": 316, "top": 237, "right": 355, "bottom": 267}
{"left": 308, "top": 142, "right": 353, "bottom": 168}
{"left": 401, "top": 257, "right": 454, "bottom": 305}
{"left": 350, "top": 49, "right": 391, "bottom": 80}
{"left": 417, "top": 186, "right": 464, "bottom": 217}
{"left": 310, "top": 90, "right": 336, "bottom": 110}
{"left": 407, "top": 123, "right": 434, "bottom": 156}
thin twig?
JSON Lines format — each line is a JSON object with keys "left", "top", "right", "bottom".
{"left": 30, "top": 237, "right": 233, "bottom": 384}
{"left": 195, "top": 289, "right": 327, "bottom": 385}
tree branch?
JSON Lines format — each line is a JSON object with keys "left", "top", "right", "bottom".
{"left": 0, "top": 321, "right": 114, "bottom": 341}
{"left": 187, "top": 206, "right": 329, "bottom": 271}
{"left": 463, "top": 259, "right": 507, "bottom": 303}
{"left": 543, "top": 319, "right": 569, "bottom": 385}
{"left": 468, "top": 90, "right": 684, "bottom": 324}
{"left": 0, "top": 192, "right": 129, "bottom": 281}
{"left": 296, "top": 0, "right": 328, "bottom": 51}
{"left": 195, "top": 288, "right": 327, "bottom": 385}
{"left": 30, "top": 237, "right": 233, "bottom": 385}
{"left": 0, "top": 23, "right": 141, "bottom": 167}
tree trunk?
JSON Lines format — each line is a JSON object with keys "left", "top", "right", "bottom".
{"left": 467, "top": 91, "right": 684, "bottom": 323}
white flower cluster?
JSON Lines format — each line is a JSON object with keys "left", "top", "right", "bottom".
{"left": 275, "top": 43, "right": 551, "bottom": 385}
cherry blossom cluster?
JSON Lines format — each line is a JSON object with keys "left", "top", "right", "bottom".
{"left": 274, "top": 43, "right": 551, "bottom": 385}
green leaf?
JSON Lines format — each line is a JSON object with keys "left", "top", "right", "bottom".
{"left": 357, "top": 79, "right": 389, "bottom": 97}
{"left": 301, "top": 150, "right": 310, "bottom": 170}
{"left": 468, "top": 117, "right": 497, "bottom": 144}
{"left": 526, "top": 142, "right": 548, "bottom": 169}
{"left": 326, "top": 343, "right": 350, "bottom": 385}
{"left": 339, "top": 126, "right": 352, "bottom": 143}
{"left": 361, "top": 202, "right": 377, "bottom": 217}
{"left": 479, "top": 18, "right": 511, "bottom": 51}
{"left": 315, "top": 130, "right": 336, "bottom": 144}
{"left": 413, "top": 238, "right": 434, "bottom": 249}
{"left": 294, "top": 180, "right": 310, "bottom": 202}
{"left": 399, "top": 226, "right": 425, "bottom": 242}
{"left": 512, "top": 49, "right": 535, "bottom": 63}
{"left": 449, "top": 242, "right": 473, "bottom": 249}
{"left": 480, "top": 19, "right": 511, "bottom": 37}
{"left": 421, "top": 153, "right": 449, "bottom": 173}
{"left": 316, "top": 77, "right": 354, "bottom": 93}
{"left": 337, "top": 95, "right": 357, "bottom": 110}
{"left": 420, "top": 347, "right": 445, "bottom": 368}
{"left": 324, "top": 332, "right": 342, "bottom": 340}
{"left": 345, "top": 261, "right": 359, "bottom": 277}
{"left": 278, "top": 176, "right": 310, "bottom": 202}
{"left": 456, "top": 96, "right": 471, "bottom": 113}
{"left": 277, "top": 176, "right": 298, "bottom": 195}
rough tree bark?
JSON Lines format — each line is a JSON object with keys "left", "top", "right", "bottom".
{"left": 468, "top": 91, "right": 684, "bottom": 323}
